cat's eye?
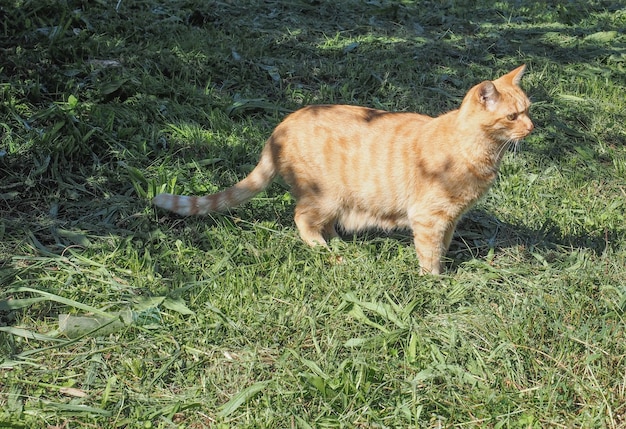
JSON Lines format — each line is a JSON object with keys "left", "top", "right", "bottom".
{"left": 507, "top": 113, "right": 519, "bottom": 121}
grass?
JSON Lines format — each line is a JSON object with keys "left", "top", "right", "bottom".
{"left": 1, "top": 0, "right": 626, "bottom": 427}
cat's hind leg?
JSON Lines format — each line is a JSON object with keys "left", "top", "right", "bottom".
{"left": 294, "top": 203, "right": 329, "bottom": 247}
{"left": 322, "top": 221, "right": 339, "bottom": 241}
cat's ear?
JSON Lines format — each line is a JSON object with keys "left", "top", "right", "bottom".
{"left": 477, "top": 81, "right": 500, "bottom": 110}
{"left": 504, "top": 64, "right": 526, "bottom": 86}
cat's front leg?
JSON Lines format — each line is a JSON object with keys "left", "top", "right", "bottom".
{"left": 410, "top": 217, "right": 452, "bottom": 275}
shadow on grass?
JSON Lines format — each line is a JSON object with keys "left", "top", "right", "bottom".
{"left": 317, "top": 205, "right": 620, "bottom": 274}
{"left": 450, "top": 209, "right": 621, "bottom": 270}
{"left": 1, "top": 0, "right": 624, "bottom": 275}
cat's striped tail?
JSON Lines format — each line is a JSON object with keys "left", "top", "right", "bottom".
{"left": 153, "top": 144, "right": 277, "bottom": 216}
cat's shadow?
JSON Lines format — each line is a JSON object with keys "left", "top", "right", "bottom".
{"left": 335, "top": 208, "right": 617, "bottom": 273}
{"left": 449, "top": 209, "right": 617, "bottom": 272}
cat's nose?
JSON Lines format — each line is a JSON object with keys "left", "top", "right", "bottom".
{"left": 526, "top": 120, "right": 534, "bottom": 133}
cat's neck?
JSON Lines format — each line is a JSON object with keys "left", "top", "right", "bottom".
{"left": 446, "top": 110, "right": 508, "bottom": 179}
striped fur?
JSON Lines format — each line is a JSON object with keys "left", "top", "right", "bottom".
{"left": 154, "top": 65, "right": 533, "bottom": 274}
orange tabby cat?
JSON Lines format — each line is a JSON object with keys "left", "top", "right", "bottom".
{"left": 154, "top": 65, "right": 533, "bottom": 274}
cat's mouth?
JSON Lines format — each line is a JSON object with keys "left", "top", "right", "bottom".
{"left": 512, "top": 132, "right": 531, "bottom": 140}
{"left": 500, "top": 128, "right": 532, "bottom": 144}
{"left": 496, "top": 138, "right": 523, "bottom": 159}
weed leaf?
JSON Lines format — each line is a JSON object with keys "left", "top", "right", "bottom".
{"left": 163, "top": 296, "right": 194, "bottom": 315}
{"left": 37, "top": 401, "right": 112, "bottom": 416}
{"left": 7, "top": 286, "right": 112, "bottom": 317}
{"left": 584, "top": 30, "right": 617, "bottom": 43}
{"left": 55, "top": 228, "right": 92, "bottom": 247}
{"left": 0, "top": 326, "right": 62, "bottom": 342}
{"left": 217, "top": 380, "right": 271, "bottom": 418}
{"left": 0, "top": 297, "right": 47, "bottom": 311}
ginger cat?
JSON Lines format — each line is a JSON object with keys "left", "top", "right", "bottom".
{"left": 154, "top": 65, "right": 533, "bottom": 274}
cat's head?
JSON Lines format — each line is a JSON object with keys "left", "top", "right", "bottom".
{"left": 461, "top": 65, "right": 534, "bottom": 142}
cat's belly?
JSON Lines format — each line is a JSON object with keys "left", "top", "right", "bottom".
{"left": 337, "top": 207, "right": 410, "bottom": 232}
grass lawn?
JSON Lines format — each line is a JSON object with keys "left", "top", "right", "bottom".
{"left": 1, "top": 0, "right": 626, "bottom": 427}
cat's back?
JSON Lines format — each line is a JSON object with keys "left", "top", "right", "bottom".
{"left": 272, "top": 104, "right": 432, "bottom": 153}
{"left": 268, "top": 104, "right": 434, "bottom": 177}
{"left": 281, "top": 104, "right": 431, "bottom": 129}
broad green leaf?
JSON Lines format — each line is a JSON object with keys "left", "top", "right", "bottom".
{"left": 6, "top": 286, "right": 112, "bottom": 317}
{"left": 217, "top": 381, "right": 270, "bottom": 418}
{"left": 301, "top": 374, "right": 334, "bottom": 396}
{"left": 0, "top": 297, "right": 47, "bottom": 311}
{"left": 55, "top": 228, "right": 92, "bottom": 247}
{"left": 0, "top": 359, "right": 43, "bottom": 369}
{"left": 100, "top": 79, "right": 127, "bottom": 95}
{"left": 58, "top": 311, "right": 133, "bottom": 338}
{"left": 584, "top": 30, "right": 617, "bottom": 43}
{"left": 293, "top": 415, "right": 314, "bottom": 429}
{"left": 37, "top": 401, "right": 112, "bottom": 416}
{"left": 163, "top": 297, "right": 194, "bottom": 315}
{"left": 0, "top": 326, "right": 62, "bottom": 342}
{"left": 343, "top": 292, "right": 406, "bottom": 329}
{"left": 344, "top": 337, "right": 370, "bottom": 347}
{"left": 67, "top": 94, "right": 78, "bottom": 108}
{"left": 344, "top": 329, "right": 407, "bottom": 349}
{"left": 558, "top": 94, "right": 587, "bottom": 103}
{"left": 134, "top": 296, "right": 165, "bottom": 311}
{"left": 205, "top": 302, "right": 239, "bottom": 330}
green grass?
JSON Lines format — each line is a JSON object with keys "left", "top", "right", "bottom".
{"left": 1, "top": 0, "right": 626, "bottom": 427}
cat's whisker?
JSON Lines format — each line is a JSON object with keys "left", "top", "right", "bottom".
{"left": 496, "top": 138, "right": 516, "bottom": 160}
